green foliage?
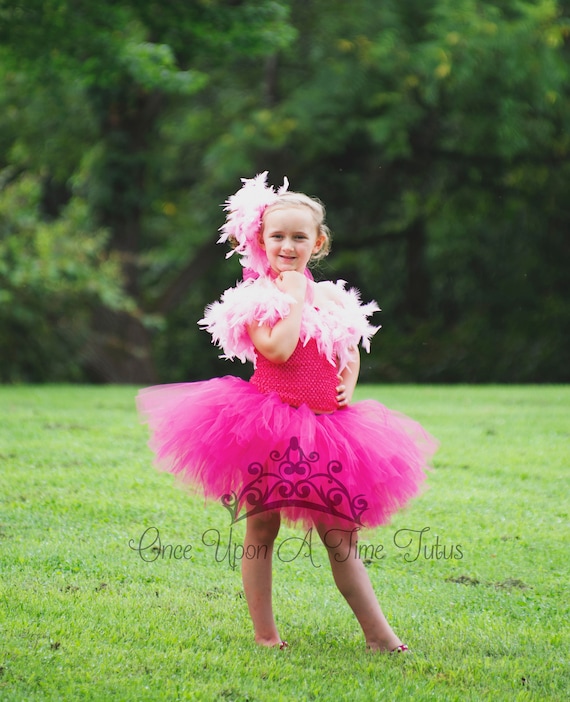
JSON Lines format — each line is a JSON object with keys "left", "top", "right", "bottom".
{"left": 0, "top": 174, "right": 133, "bottom": 381}
{"left": 0, "top": 0, "right": 297, "bottom": 382}
{"left": 0, "top": 0, "right": 568, "bottom": 382}
{"left": 120, "top": 40, "right": 208, "bottom": 95}
{"left": 213, "top": 0, "right": 570, "bottom": 382}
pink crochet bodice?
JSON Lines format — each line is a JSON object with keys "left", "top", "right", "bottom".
{"left": 250, "top": 338, "right": 339, "bottom": 413}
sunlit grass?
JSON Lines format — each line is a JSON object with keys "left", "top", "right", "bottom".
{"left": 0, "top": 384, "right": 568, "bottom": 700}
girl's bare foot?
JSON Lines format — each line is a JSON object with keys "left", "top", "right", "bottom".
{"left": 255, "top": 636, "right": 288, "bottom": 649}
{"left": 366, "top": 640, "right": 409, "bottom": 653}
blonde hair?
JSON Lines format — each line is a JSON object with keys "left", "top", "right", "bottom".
{"left": 261, "top": 191, "right": 331, "bottom": 261}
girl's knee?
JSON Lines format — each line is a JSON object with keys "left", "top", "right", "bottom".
{"left": 315, "top": 521, "right": 360, "bottom": 560}
{"left": 246, "top": 512, "right": 281, "bottom": 544}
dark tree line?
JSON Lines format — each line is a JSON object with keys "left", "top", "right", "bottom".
{"left": 1, "top": 0, "right": 569, "bottom": 383}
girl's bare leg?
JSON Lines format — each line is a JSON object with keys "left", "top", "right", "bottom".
{"left": 315, "top": 522, "right": 404, "bottom": 651}
{"left": 242, "top": 511, "right": 282, "bottom": 646}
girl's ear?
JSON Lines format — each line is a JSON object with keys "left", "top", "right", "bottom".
{"left": 313, "top": 233, "right": 325, "bottom": 253}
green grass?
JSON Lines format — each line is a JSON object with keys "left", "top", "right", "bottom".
{"left": 0, "top": 384, "right": 568, "bottom": 701}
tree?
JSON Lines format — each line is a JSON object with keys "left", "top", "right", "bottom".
{"left": 0, "top": 0, "right": 294, "bottom": 381}
{"left": 209, "top": 0, "right": 570, "bottom": 380}
{"left": 1, "top": 0, "right": 569, "bottom": 382}
{"left": 0, "top": 174, "right": 131, "bottom": 381}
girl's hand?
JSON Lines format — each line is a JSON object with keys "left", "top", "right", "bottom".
{"left": 336, "top": 375, "right": 349, "bottom": 408}
{"left": 275, "top": 271, "right": 307, "bottom": 300}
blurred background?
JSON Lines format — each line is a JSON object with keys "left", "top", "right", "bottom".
{"left": 0, "top": 0, "right": 568, "bottom": 384}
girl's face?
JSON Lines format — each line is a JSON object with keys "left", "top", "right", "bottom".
{"left": 261, "top": 206, "right": 324, "bottom": 275}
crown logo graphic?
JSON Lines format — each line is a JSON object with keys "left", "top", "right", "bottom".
{"left": 221, "top": 436, "right": 369, "bottom": 525}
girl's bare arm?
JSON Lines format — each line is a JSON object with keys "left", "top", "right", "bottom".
{"left": 247, "top": 272, "right": 306, "bottom": 363}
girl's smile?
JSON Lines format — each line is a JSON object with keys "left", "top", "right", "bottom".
{"left": 261, "top": 206, "right": 324, "bottom": 274}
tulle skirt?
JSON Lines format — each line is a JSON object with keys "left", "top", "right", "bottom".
{"left": 136, "top": 377, "right": 437, "bottom": 529}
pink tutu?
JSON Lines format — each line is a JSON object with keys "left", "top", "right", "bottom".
{"left": 136, "top": 378, "right": 437, "bottom": 529}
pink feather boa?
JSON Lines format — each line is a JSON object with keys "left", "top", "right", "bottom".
{"left": 199, "top": 277, "right": 380, "bottom": 372}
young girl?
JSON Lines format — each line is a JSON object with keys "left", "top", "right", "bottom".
{"left": 136, "top": 173, "right": 437, "bottom": 653}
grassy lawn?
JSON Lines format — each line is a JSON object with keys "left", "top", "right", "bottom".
{"left": 0, "top": 384, "right": 568, "bottom": 701}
